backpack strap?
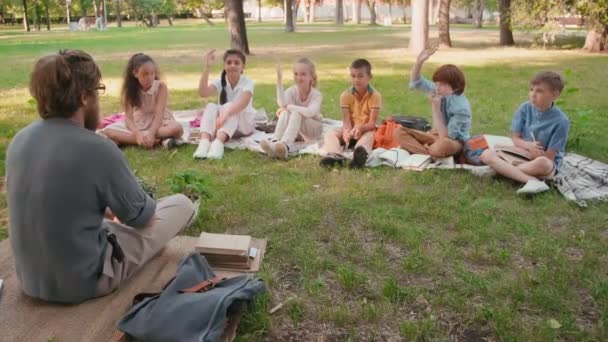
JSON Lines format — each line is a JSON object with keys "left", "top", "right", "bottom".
{"left": 179, "top": 275, "right": 225, "bottom": 293}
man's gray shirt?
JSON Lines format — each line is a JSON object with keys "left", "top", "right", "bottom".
{"left": 6, "top": 118, "right": 156, "bottom": 303}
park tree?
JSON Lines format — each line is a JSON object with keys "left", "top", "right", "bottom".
{"left": 22, "top": 0, "right": 30, "bottom": 31}
{"left": 285, "top": 0, "right": 294, "bottom": 31}
{"left": 438, "top": 0, "right": 451, "bottom": 47}
{"left": 226, "top": 0, "right": 250, "bottom": 54}
{"left": 306, "top": 0, "right": 316, "bottom": 23}
{"left": 352, "top": 0, "right": 361, "bottom": 24}
{"left": 114, "top": 0, "right": 121, "bottom": 26}
{"left": 498, "top": 0, "right": 514, "bottom": 45}
{"left": 409, "top": 0, "right": 429, "bottom": 54}
{"left": 335, "top": 0, "right": 344, "bottom": 24}
{"left": 364, "top": 0, "right": 378, "bottom": 25}
{"left": 577, "top": 0, "right": 608, "bottom": 52}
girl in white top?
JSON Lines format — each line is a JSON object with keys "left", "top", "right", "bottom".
{"left": 260, "top": 57, "right": 323, "bottom": 160}
{"left": 193, "top": 49, "right": 256, "bottom": 160}
{"left": 102, "top": 53, "right": 182, "bottom": 149}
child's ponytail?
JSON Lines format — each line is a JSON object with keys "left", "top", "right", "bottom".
{"left": 219, "top": 69, "right": 227, "bottom": 105}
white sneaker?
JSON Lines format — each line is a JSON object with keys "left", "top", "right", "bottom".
{"left": 471, "top": 166, "right": 497, "bottom": 178}
{"left": 260, "top": 139, "right": 275, "bottom": 158}
{"left": 207, "top": 139, "right": 224, "bottom": 159}
{"left": 273, "top": 142, "right": 289, "bottom": 160}
{"left": 193, "top": 139, "right": 211, "bottom": 159}
{"left": 516, "top": 179, "right": 550, "bottom": 195}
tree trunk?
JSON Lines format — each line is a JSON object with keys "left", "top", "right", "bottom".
{"left": 44, "top": 0, "right": 50, "bottom": 30}
{"left": 22, "top": 0, "right": 30, "bottom": 31}
{"left": 309, "top": 0, "right": 315, "bottom": 23}
{"left": 293, "top": 0, "right": 299, "bottom": 23}
{"left": 583, "top": 28, "right": 607, "bottom": 52}
{"left": 304, "top": 0, "right": 309, "bottom": 24}
{"left": 92, "top": 0, "right": 98, "bottom": 19}
{"left": 34, "top": 2, "right": 41, "bottom": 30}
{"left": 366, "top": 0, "right": 376, "bottom": 26}
{"left": 335, "top": 0, "right": 343, "bottom": 24}
{"left": 402, "top": 0, "right": 408, "bottom": 24}
{"left": 438, "top": 0, "right": 451, "bottom": 47}
{"left": 352, "top": 0, "right": 361, "bottom": 24}
{"left": 409, "top": 0, "right": 429, "bottom": 54}
{"left": 115, "top": 0, "right": 122, "bottom": 27}
{"left": 428, "top": 0, "right": 438, "bottom": 25}
{"left": 285, "top": 0, "right": 294, "bottom": 32}
{"left": 473, "top": 0, "right": 483, "bottom": 28}
{"left": 257, "top": 0, "right": 261, "bottom": 22}
{"left": 498, "top": 0, "right": 514, "bottom": 45}
{"left": 226, "top": 0, "right": 250, "bottom": 54}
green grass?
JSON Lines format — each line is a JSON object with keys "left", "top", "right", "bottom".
{"left": 1, "top": 21, "right": 608, "bottom": 340}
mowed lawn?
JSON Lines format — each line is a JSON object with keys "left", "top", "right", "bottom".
{"left": 1, "top": 21, "right": 608, "bottom": 340}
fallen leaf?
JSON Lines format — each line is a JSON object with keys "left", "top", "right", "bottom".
{"left": 547, "top": 318, "right": 562, "bottom": 329}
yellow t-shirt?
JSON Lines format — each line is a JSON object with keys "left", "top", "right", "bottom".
{"left": 340, "top": 86, "right": 382, "bottom": 126}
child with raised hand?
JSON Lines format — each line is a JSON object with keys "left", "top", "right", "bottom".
{"left": 260, "top": 57, "right": 323, "bottom": 160}
{"left": 102, "top": 53, "right": 182, "bottom": 149}
{"left": 193, "top": 49, "right": 256, "bottom": 160}
{"left": 395, "top": 45, "right": 472, "bottom": 158}
{"left": 319, "top": 58, "right": 381, "bottom": 169}
{"left": 473, "top": 71, "right": 570, "bottom": 195}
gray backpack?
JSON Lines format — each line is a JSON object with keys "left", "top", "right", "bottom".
{"left": 116, "top": 253, "right": 266, "bottom": 342}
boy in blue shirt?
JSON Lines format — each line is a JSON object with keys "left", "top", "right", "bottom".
{"left": 395, "top": 45, "right": 472, "bottom": 158}
{"left": 474, "top": 71, "right": 570, "bottom": 195}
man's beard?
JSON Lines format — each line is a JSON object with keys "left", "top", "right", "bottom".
{"left": 83, "top": 100, "right": 100, "bottom": 131}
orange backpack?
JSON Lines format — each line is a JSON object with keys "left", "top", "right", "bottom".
{"left": 373, "top": 120, "right": 402, "bottom": 150}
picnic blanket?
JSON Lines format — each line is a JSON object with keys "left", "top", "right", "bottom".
{"left": 548, "top": 153, "right": 608, "bottom": 207}
{"left": 0, "top": 236, "right": 244, "bottom": 342}
{"left": 174, "top": 110, "right": 343, "bottom": 156}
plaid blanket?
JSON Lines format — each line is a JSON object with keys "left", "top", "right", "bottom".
{"left": 549, "top": 153, "right": 608, "bottom": 207}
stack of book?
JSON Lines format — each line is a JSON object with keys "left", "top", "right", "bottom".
{"left": 195, "top": 233, "right": 258, "bottom": 270}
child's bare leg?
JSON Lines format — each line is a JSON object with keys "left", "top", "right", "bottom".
{"left": 102, "top": 128, "right": 138, "bottom": 145}
{"left": 428, "top": 137, "right": 462, "bottom": 158}
{"left": 516, "top": 156, "right": 555, "bottom": 178}
{"left": 156, "top": 121, "right": 183, "bottom": 139}
{"left": 480, "top": 149, "right": 535, "bottom": 183}
{"left": 322, "top": 129, "right": 344, "bottom": 155}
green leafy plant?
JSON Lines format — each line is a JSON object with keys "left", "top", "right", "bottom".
{"left": 166, "top": 170, "right": 211, "bottom": 201}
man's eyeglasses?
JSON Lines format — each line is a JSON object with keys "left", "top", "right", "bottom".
{"left": 94, "top": 83, "right": 106, "bottom": 95}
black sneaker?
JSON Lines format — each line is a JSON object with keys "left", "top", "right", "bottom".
{"left": 349, "top": 146, "right": 368, "bottom": 169}
{"left": 161, "top": 138, "right": 178, "bottom": 149}
{"left": 320, "top": 153, "right": 346, "bottom": 168}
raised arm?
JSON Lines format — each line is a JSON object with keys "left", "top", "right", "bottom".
{"left": 276, "top": 61, "right": 287, "bottom": 108}
{"left": 410, "top": 45, "right": 438, "bottom": 82}
{"left": 198, "top": 49, "right": 218, "bottom": 98}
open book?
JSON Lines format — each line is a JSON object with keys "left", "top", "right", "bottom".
{"left": 397, "top": 153, "right": 432, "bottom": 171}
{"left": 494, "top": 144, "right": 533, "bottom": 165}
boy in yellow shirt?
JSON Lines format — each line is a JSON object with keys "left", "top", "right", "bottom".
{"left": 320, "top": 59, "right": 382, "bottom": 168}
